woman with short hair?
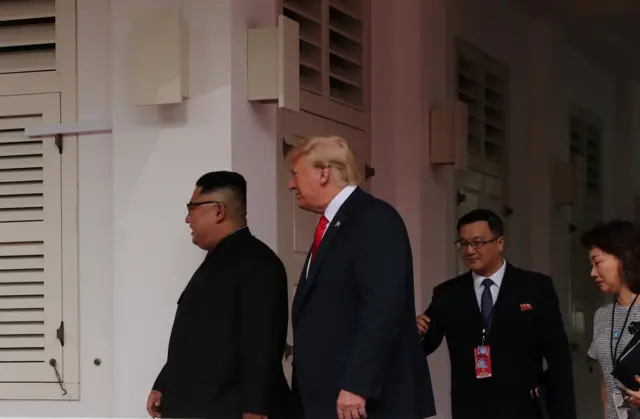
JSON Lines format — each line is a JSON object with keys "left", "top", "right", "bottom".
{"left": 583, "top": 220, "right": 640, "bottom": 418}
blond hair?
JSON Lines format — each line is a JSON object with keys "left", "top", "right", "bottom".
{"left": 289, "top": 135, "right": 361, "bottom": 187}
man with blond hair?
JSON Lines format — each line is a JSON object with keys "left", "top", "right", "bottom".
{"left": 287, "top": 136, "right": 435, "bottom": 419}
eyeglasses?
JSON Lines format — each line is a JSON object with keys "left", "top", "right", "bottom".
{"left": 455, "top": 237, "right": 501, "bottom": 250}
{"left": 186, "top": 200, "right": 224, "bottom": 214}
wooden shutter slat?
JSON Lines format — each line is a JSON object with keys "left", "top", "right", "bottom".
{"left": 0, "top": 156, "right": 44, "bottom": 170}
{"left": 0, "top": 242, "right": 43, "bottom": 257}
{"left": 0, "top": 336, "right": 44, "bottom": 348}
{"left": 0, "top": 142, "right": 43, "bottom": 157}
{"left": 0, "top": 131, "right": 32, "bottom": 144}
{"left": 0, "top": 195, "right": 44, "bottom": 209}
{"left": 0, "top": 270, "right": 44, "bottom": 284}
{"left": 0, "top": 256, "right": 43, "bottom": 271}
{"left": 0, "top": 309, "right": 44, "bottom": 323}
{"left": 0, "top": 221, "right": 43, "bottom": 241}
{"left": 0, "top": 209, "right": 44, "bottom": 222}
{"left": 0, "top": 283, "right": 45, "bottom": 296}
{"left": 0, "top": 0, "right": 55, "bottom": 22}
{"left": 0, "top": 24, "right": 55, "bottom": 49}
{"left": 0, "top": 117, "right": 43, "bottom": 131}
{"left": 0, "top": 323, "right": 44, "bottom": 336}
{"left": 0, "top": 50, "right": 56, "bottom": 74}
{"left": 0, "top": 182, "right": 43, "bottom": 196}
{"left": 0, "top": 349, "right": 46, "bottom": 363}
{"left": 0, "top": 296, "right": 43, "bottom": 309}
{"left": 0, "top": 168, "right": 43, "bottom": 183}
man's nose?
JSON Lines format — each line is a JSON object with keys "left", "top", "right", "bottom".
{"left": 185, "top": 214, "right": 191, "bottom": 224}
{"left": 462, "top": 246, "right": 476, "bottom": 255}
{"left": 288, "top": 179, "right": 295, "bottom": 190}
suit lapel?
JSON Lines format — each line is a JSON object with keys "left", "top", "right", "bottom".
{"left": 305, "top": 213, "right": 344, "bottom": 283}
{"left": 292, "top": 188, "right": 361, "bottom": 322}
{"left": 462, "top": 272, "right": 483, "bottom": 327}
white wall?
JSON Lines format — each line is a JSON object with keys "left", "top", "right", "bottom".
{"left": 230, "top": 0, "right": 278, "bottom": 249}
{"left": 371, "top": 3, "right": 454, "bottom": 418}
{"left": 0, "top": 0, "right": 275, "bottom": 416}
{"left": 110, "top": 0, "right": 238, "bottom": 415}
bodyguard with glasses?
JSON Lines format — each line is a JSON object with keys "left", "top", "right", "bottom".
{"left": 416, "top": 209, "right": 577, "bottom": 419}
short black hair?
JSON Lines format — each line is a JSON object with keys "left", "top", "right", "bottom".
{"left": 457, "top": 209, "right": 504, "bottom": 237}
{"left": 196, "top": 171, "right": 247, "bottom": 219}
{"left": 580, "top": 220, "right": 640, "bottom": 293}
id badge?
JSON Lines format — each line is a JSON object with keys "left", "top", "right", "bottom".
{"left": 474, "top": 345, "right": 492, "bottom": 379}
{"left": 613, "top": 390, "right": 629, "bottom": 419}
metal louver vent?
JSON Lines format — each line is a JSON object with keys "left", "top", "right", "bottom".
{"left": 0, "top": 0, "right": 56, "bottom": 75}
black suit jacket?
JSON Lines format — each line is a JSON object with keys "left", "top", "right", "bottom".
{"left": 153, "top": 227, "right": 292, "bottom": 419}
{"left": 422, "top": 263, "right": 577, "bottom": 419}
{"left": 291, "top": 187, "right": 436, "bottom": 419}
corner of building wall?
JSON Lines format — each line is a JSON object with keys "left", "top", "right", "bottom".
{"left": 229, "top": 0, "right": 279, "bottom": 250}
{"left": 76, "top": 0, "right": 115, "bottom": 415}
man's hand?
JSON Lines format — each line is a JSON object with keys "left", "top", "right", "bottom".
{"left": 242, "top": 414, "right": 267, "bottom": 419}
{"left": 146, "top": 390, "right": 162, "bottom": 418}
{"left": 416, "top": 314, "right": 431, "bottom": 336}
{"left": 337, "top": 389, "right": 367, "bottom": 419}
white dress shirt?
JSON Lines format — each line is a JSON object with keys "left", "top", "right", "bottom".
{"left": 471, "top": 259, "right": 507, "bottom": 309}
{"left": 305, "top": 184, "right": 357, "bottom": 276}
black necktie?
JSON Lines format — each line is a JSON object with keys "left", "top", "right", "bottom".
{"left": 481, "top": 278, "right": 494, "bottom": 327}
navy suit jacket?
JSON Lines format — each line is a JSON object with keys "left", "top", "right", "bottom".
{"left": 291, "top": 187, "right": 436, "bottom": 419}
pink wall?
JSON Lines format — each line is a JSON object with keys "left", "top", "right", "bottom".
{"left": 371, "top": 0, "right": 634, "bottom": 418}
{"left": 371, "top": 0, "right": 454, "bottom": 417}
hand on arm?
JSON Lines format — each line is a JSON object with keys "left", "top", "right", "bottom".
{"left": 416, "top": 314, "right": 430, "bottom": 336}
{"left": 421, "top": 289, "right": 445, "bottom": 355}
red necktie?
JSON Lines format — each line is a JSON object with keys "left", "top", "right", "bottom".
{"left": 311, "top": 216, "right": 329, "bottom": 257}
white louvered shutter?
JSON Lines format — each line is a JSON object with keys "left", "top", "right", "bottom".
{"left": 454, "top": 39, "right": 512, "bottom": 241}
{"left": 0, "top": 0, "right": 57, "bottom": 75}
{"left": 455, "top": 38, "right": 510, "bottom": 179}
{"left": 0, "top": 93, "right": 63, "bottom": 384}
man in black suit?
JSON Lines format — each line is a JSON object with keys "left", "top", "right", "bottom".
{"left": 287, "top": 136, "right": 435, "bottom": 419}
{"left": 417, "top": 209, "right": 576, "bottom": 419}
{"left": 147, "top": 171, "right": 291, "bottom": 419}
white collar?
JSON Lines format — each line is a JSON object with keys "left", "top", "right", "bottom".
{"left": 472, "top": 259, "right": 507, "bottom": 288}
{"left": 324, "top": 185, "right": 357, "bottom": 222}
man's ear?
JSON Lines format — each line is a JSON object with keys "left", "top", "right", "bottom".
{"left": 319, "top": 166, "right": 331, "bottom": 186}
{"left": 215, "top": 203, "right": 227, "bottom": 223}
